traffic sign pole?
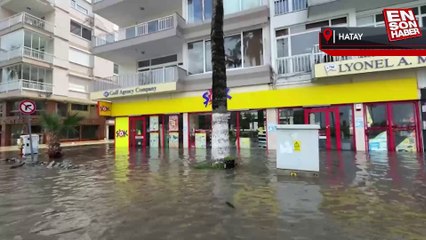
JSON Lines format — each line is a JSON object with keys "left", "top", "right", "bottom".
{"left": 19, "top": 100, "right": 36, "bottom": 160}
{"left": 27, "top": 115, "right": 34, "bottom": 161}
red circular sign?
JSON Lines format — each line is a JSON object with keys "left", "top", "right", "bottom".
{"left": 19, "top": 100, "right": 36, "bottom": 115}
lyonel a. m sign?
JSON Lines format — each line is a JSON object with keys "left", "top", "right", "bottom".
{"left": 315, "top": 56, "right": 426, "bottom": 78}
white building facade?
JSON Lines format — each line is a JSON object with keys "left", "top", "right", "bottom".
{"left": 0, "top": 0, "right": 116, "bottom": 146}
{"left": 91, "top": 0, "right": 426, "bottom": 153}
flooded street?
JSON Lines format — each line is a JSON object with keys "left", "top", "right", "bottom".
{"left": 0, "top": 144, "right": 425, "bottom": 240}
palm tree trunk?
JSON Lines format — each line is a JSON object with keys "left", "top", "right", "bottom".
{"left": 211, "top": 0, "right": 229, "bottom": 161}
{"left": 47, "top": 132, "right": 62, "bottom": 159}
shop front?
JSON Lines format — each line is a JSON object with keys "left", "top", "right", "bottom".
{"left": 128, "top": 114, "right": 184, "bottom": 150}
{"left": 97, "top": 72, "right": 420, "bottom": 152}
{"left": 365, "top": 101, "right": 421, "bottom": 152}
{"left": 188, "top": 110, "right": 267, "bottom": 150}
{"left": 278, "top": 105, "right": 355, "bottom": 151}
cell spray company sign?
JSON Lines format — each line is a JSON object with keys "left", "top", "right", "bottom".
{"left": 90, "top": 82, "right": 177, "bottom": 100}
{"left": 315, "top": 56, "right": 426, "bottom": 78}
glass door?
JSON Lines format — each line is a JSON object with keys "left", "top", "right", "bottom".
{"left": 365, "top": 103, "right": 389, "bottom": 151}
{"left": 391, "top": 102, "right": 419, "bottom": 152}
{"left": 305, "top": 108, "right": 341, "bottom": 150}
{"left": 365, "top": 102, "right": 421, "bottom": 152}
{"left": 129, "top": 117, "right": 146, "bottom": 150}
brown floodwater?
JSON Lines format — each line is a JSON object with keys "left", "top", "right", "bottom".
{"left": 0, "top": 145, "right": 425, "bottom": 240}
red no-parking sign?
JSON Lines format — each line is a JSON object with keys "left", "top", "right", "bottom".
{"left": 19, "top": 100, "right": 36, "bottom": 115}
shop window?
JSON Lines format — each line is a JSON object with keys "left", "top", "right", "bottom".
{"left": 57, "top": 103, "right": 68, "bottom": 117}
{"left": 71, "top": 104, "right": 88, "bottom": 111}
{"left": 279, "top": 108, "right": 304, "bottom": 124}
{"left": 338, "top": 105, "right": 354, "bottom": 151}
{"left": 81, "top": 125, "right": 98, "bottom": 140}
{"left": 189, "top": 113, "right": 212, "bottom": 148}
{"left": 366, "top": 104, "right": 387, "bottom": 127}
{"left": 64, "top": 126, "right": 80, "bottom": 139}
{"left": 239, "top": 110, "right": 266, "bottom": 149}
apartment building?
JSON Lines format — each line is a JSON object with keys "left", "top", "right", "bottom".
{"left": 92, "top": 0, "right": 271, "bottom": 150}
{"left": 91, "top": 0, "right": 426, "bottom": 153}
{"left": 0, "top": 0, "right": 115, "bottom": 146}
{"left": 270, "top": 0, "right": 426, "bottom": 152}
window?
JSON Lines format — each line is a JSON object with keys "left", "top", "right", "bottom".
{"left": 71, "top": 104, "right": 88, "bottom": 111}
{"left": 224, "top": 34, "right": 242, "bottom": 68}
{"left": 69, "top": 48, "right": 92, "bottom": 67}
{"left": 188, "top": 41, "right": 204, "bottom": 74}
{"left": 71, "top": 0, "right": 90, "bottom": 15}
{"left": 113, "top": 64, "right": 119, "bottom": 75}
{"left": 243, "top": 29, "right": 263, "bottom": 67}
{"left": 57, "top": 103, "right": 68, "bottom": 117}
{"left": 4, "top": 64, "right": 51, "bottom": 83}
{"left": 70, "top": 20, "right": 92, "bottom": 40}
{"left": 276, "top": 17, "right": 348, "bottom": 58}
{"left": 188, "top": 0, "right": 260, "bottom": 23}
{"left": 137, "top": 55, "right": 178, "bottom": 70}
{"left": 358, "top": 4, "right": 426, "bottom": 27}
{"left": 187, "top": 29, "right": 263, "bottom": 75}
{"left": 274, "top": 0, "right": 308, "bottom": 15}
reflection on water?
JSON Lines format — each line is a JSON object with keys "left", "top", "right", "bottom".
{"left": 0, "top": 145, "right": 425, "bottom": 240}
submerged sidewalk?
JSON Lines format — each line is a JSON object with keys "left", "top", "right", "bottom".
{"left": 0, "top": 139, "right": 114, "bottom": 153}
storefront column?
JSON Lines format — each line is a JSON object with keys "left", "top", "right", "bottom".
{"left": 266, "top": 108, "right": 278, "bottom": 150}
{"left": 354, "top": 103, "right": 366, "bottom": 151}
{"left": 183, "top": 113, "right": 189, "bottom": 149}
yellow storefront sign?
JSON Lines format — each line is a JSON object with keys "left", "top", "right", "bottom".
{"left": 111, "top": 77, "right": 417, "bottom": 117}
{"left": 97, "top": 101, "right": 112, "bottom": 116}
{"left": 315, "top": 56, "right": 426, "bottom": 78}
{"left": 115, "top": 117, "right": 129, "bottom": 148}
{"left": 90, "top": 82, "right": 177, "bottom": 100}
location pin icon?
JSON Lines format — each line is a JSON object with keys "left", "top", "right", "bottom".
{"left": 323, "top": 28, "right": 333, "bottom": 42}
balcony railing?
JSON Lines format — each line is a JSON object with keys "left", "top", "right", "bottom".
{"left": 0, "top": 47, "right": 53, "bottom": 64}
{"left": 274, "top": 0, "right": 308, "bottom": 16}
{"left": 91, "top": 66, "right": 185, "bottom": 92}
{"left": 276, "top": 45, "right": 373, "bottom": 76}
{"left": 311, "top": 44, "right": 372, "bottom": 64}
{"left": 94, "top": 15, "right": 175, "bottom": 47}
{"left": 0, "top": 12, "right": 54, "bottom": 33}
{"left": 276, "top": 53, "right": 312, "bottom": 76}
{"left": 0, "top": 80, "right": 53, "bottom": 94}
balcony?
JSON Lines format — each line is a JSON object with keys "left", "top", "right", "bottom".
{"left": 274, "top": 0, "right": 308, "bottom": 16}
{"left": 0, "top": 47, "right": 54, "bottom": 66}
{"left": 0, "top": 0, "right": 55, "bottom": 15}
{"left": 0, "top": 79, "right": 53, "bottom": 96}
{"left": 92, "top": 13, "right": 184, "bottom": 63}
{"left": 93, "top": 0, "right": 182, "bottom": 27}
{"left": 90, "top": 66, "right": 186, "bottom": 100}
{"left": 0, "top": 12, "right": 54, "bottom": 34}
{"left": 276, "top": 44, "right": 369, "bottom": 76}
{"left": 94, "top": 15, "right": 176, "bottom": 47}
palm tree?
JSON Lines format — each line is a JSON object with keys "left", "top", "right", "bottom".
{"left": 39, "top": 112, "right": 83, "bottom": 159}
{"left": 211, "top": 0, "right": 230, "bottom": 161}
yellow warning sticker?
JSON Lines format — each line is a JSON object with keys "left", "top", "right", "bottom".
{"left": 293, "top": 141, "right": 301, "bottom": 152}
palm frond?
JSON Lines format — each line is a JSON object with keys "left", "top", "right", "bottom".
{"left": 39, "top": 112, "right": 62, "bottom": 134}
{"left": 61, "top": 113, "right": 84, "bottom": 135}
